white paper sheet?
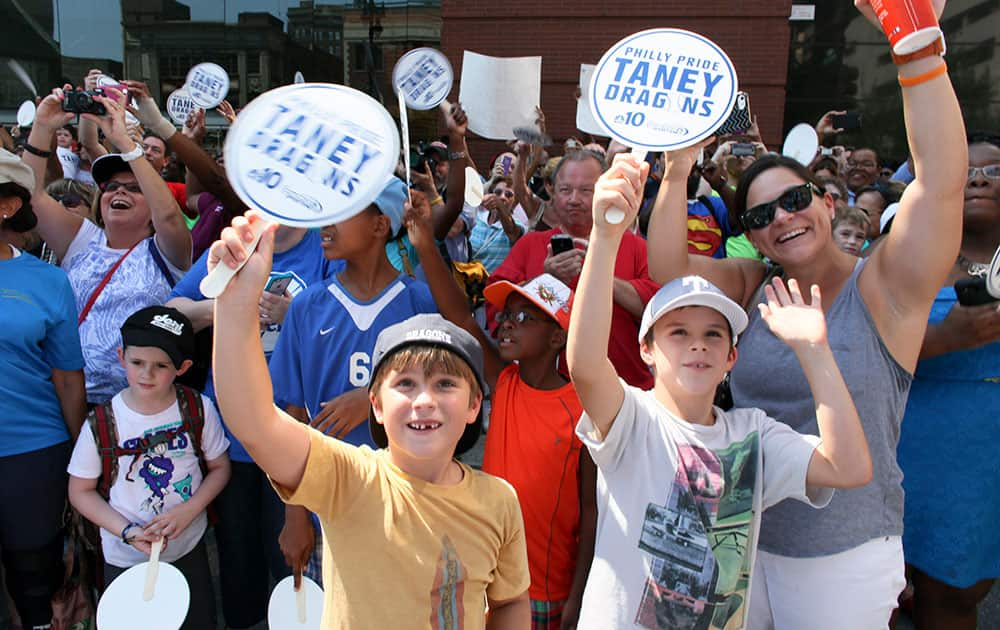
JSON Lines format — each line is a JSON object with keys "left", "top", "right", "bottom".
{"left": 459, "top": 51, "right": 541, "bottom": 140}
{"left": 576, "top": 64, "right": 607, "bottom": 137}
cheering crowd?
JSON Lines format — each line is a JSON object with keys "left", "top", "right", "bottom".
{"left": 1, "top": 2, "right": 998, "bottom": 629}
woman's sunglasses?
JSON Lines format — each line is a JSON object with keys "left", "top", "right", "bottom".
{"left": 740, "top": 183, "right": 822, "bottom": 231}
{"left": 101, "top": 181, "right": 142, "bottom": 194}
{"left": 53, "top": 193, "right": 85, "bottom": 208}
{"left": 493, "top": 189, "right": 515, "bottom": 199}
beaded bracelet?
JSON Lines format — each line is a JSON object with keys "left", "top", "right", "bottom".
{"left": 121, "top": 521, "right": 140, "bottom": 544}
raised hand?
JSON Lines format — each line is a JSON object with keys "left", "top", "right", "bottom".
{"left": 182, "top": 108, "right": 207, "bottom": 144}
{"left": 207, "top": 211, "right": 279, "bottom": 302}
{"left": 216, "top": 99, "right": 237, "bottom": 125}
{"left": 34, "top": 88, "right": 75, "bottom": 131}
{"left": 410, "top": 162, "right": 436, "bottom": 195}
{"left": 758, "top": 277, "right": 828, "bottom": 350}
{"left": 404, "top": 190, "right": 435, "bottom": 250}
{"left": 83, "top": 92, "right": 132, "bottom": 150}
{"left": 441, "top": 101, "right": 468, "bottom": 137}
{"left": 592, "top": 153, "right": 649, "bottom": 234}
{"left": 815, "top": 110, "right": 847, "bottom": 138}
{"left": 667, "top": 136, "right": 715, "bottom": 182}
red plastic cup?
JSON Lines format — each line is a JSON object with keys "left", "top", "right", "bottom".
{"left": 870, "top": 0, "right": 942, "bottom": 55}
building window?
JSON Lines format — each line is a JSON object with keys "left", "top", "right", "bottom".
{"left": 351, "top": 42, "right": 383, "bottom": 72}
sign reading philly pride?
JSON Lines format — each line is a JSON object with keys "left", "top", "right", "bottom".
{"left": 589, "top": 28, "right": 738, "bottom": 150}
{"left": 392, "top": 47, "right": 454, "bottom": 110}
{"left": 224, "top": 83, "right": 399, "bottom": 228}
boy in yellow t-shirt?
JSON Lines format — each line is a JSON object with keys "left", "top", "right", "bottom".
{"left": 210, "top": 212, "right": 530, "bottom": 629}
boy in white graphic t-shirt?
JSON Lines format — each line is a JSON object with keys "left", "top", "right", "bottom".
{"left": 566, "top": 155, "right": 873, "bottom": 630}
{"left": 68, "top": 306, "right": 230, "bottom": 629}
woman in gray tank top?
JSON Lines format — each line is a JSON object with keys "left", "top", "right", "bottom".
{"left": 644, "top": 4, "right": 967, "bottom": 627}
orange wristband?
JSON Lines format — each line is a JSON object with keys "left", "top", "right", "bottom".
{"left": 898, "top": 62, "right": 947, "bottom": 88}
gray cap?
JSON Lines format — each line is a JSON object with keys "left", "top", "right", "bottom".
{"left": 638, "top": 275, "right": 748, "bottom": 344}
{"left": 368, "top": 313, "right": 485, "bottom": 456}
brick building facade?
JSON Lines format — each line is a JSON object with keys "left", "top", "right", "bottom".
{"left": 440, "top": 1, "right": 794, "bottom": 165}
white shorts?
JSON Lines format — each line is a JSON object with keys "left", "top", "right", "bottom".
{"left": 749, "top": 536, "right": 905, "bottom": 630}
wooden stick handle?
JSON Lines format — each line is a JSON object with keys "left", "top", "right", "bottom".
{"left": 296, "top": 579, "right": 307, "bottom": 624}
{"left": 604, "top": 148, "right": 648, "bottom": 224}
{"left": 143, "top": 537, "right": 163, "bottom": 601}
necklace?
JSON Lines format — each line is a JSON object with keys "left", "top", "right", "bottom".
{"left": 957, "top": 253, "right": 989, "bottom": 277}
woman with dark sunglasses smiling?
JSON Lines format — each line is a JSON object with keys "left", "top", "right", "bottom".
{"left": 645, "top": 2, "right": 966, "bottom": 627}
{"left": 23, "top": 83, "right": 192, "bottom": 406}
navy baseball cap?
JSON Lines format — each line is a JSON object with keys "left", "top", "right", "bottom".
{"left": 368, "top": 314, "right": 485, "bottom": 456}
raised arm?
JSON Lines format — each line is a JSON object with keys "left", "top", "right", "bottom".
{"left": 646, "top": 140, "right": 764, "bottom": 307}
{"left": 87, "top": 94, "right": 191, "bottom": 269}
{"left": 566, "top": 154, "right": 647, "bottom": 438}
{"left": 758, "top": 277, "right": 872, "bottom": 488}
{"left": 432, "top": 102, "right": 470, "bottom": 240}
{"left": 405, "top": 192, "right": 505, "bottom": 390}
{"left": 78, "top": 70, "right": 109, "bottom": 160}
{"left": 24, "top": 90, "right": 85, "bottom": 260}
{"left": 211, "top": 213, "right": 310, "bottom": 490}
{"left": 511, "top": 141, "right": 541, "bottom": 218}
{"left": 860, "top": 0, "right": 967, "bottom": 362}
{"left": 128, "top": 81, "right": 247, "bottom": 215}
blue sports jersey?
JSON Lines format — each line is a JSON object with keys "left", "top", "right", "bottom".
{"left": 268, "top": 273, "right": 437, "bottom": 447}
{"left": 1, "top": 251, "right": 85, "bottom": 457}
{"left": 169, "top": 230, "right": 341, "bottom": 462}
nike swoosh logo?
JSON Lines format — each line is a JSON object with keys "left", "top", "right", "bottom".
{"left": 320, "top": 327, "right": 334, "bottom": 335}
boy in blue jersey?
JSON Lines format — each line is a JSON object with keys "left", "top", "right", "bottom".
{"left": 267, "top": 175, "right": 437, "bottom": 586}
{"left": 166, "top": 226, "right": 339, "bottom": 629}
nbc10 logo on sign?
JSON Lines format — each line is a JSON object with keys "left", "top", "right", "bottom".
{"left": 589, "top": 28, "right": 738, "bottom": 150}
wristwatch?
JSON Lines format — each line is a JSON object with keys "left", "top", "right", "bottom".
{"left": 891, "top": 36, "right": 945, "bottom": 66}
{"left": 448, "top": 151, "right": 466, "bottom": 161}
{"left": 120, "top": 143, "right": 144, "bottom": 162}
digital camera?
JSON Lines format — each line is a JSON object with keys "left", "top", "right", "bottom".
{"left": 61, "top": 89, "right": 107, "bottom": 116}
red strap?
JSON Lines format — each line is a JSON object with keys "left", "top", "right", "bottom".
{"left": 91, "top": 403, "right": 118, "bottom": 500}
{"left": 77, "top": 242, "right": 140, "bottom": 326}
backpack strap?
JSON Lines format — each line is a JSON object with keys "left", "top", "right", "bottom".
{"left": 175, "top": 385, "right": 208, "bottom": 479}
{"left": 88, "top": 401, "right": 121, "bottom": 501}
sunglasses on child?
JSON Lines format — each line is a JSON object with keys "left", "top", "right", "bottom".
{"left": 740, "top": 183, "right": 823, "bottom": 231}
{"left": 495, "top": 309, "right": 550, "bottom": 325}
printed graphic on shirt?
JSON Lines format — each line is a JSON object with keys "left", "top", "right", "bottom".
{"left": 687, "top": 214, "right": 723, "bottom": 257}
{"left": 634, "top": 433, "right": 759, "bottom": 630}
{"left": 430, "top": 535, "right": 466, "bottom": 630}
{"left": 121, "top": 423, "right": 196, "bottom": 516}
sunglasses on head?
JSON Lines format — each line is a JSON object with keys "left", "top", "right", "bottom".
{"left": 740, "top": 183, "right": 822, "bottom": 231}
{"left": 54, "top": 193, "right": 85, "bottom": 208}
{"left": 101, "top": 181, "right": 142, "bottom": 194}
